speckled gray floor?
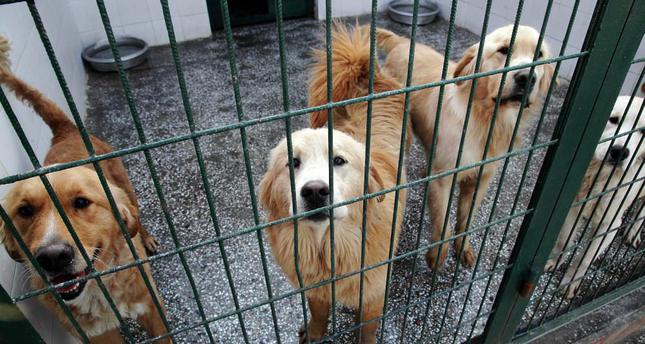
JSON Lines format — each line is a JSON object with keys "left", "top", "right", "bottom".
{"left": 84, "top": 14, "right": 642, "bottom": 344}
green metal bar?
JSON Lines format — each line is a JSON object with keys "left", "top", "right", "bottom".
{"left": 416, "top": 0, "right": 460, "bottom": 339}
{"left": 324, "top": 1, "right": 335, "bottom": 341}
{"left": 468, "top": 0, "right": 582, "bottom": 338}
{"left": 0, "top": 284, "right": 43, "bottom": 343}
{"left": 155, "top": 1, "right": 235, "bottom": 341}
{"left": 481, "top": 1, "right": 645, "bottom": 342}
{"left": 271, "top": 0, "right": 297, "bottom": 342}
{"left": 357, "top": 1, "right": 379, "bottom": 338}
{"left": 381, "top": 0, "right": 421, "bottom": 341}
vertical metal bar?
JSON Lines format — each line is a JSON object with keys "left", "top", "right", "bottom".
{"left": 357, "top": 0, "right": 379, "bottom": 338}
{"left": 157, "top": 0, "right": 253, "bottom": 341}
{"left": 481, "top": 1, "right": 644, "bottom": 342}
{"left": 416, "top": 0, "right": 459, "bottom": 340}
{"left": 322, "top": 1, "right": 336, "bottom": 340}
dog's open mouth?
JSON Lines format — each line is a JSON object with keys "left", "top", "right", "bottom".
{"left": 50, "top": 266, "right": 91, "bottom": 301}
{"left": 49, "top": 248, "right": 100, "bottom": 301}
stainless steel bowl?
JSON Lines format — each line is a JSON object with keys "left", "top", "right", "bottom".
{"left": 388, "top": 0, "right": 439, "bottom": 26}
{"left": 82, "top": 36, "right": 149, "bottom": 72}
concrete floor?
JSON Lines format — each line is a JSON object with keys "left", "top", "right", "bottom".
{"left": 84, "top": 14, "right": 642, "bottom": 344}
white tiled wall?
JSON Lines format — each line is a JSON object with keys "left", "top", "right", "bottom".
{"left": 0, "top": 1, "right": 86, "bottom": 343}
{"left": 70, "top": 0, "right": 211, "bottom": 48}
{"left": 315, "top": 0, "right": 391, "bottom": 19}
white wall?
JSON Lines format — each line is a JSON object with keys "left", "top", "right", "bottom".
{"left": 315, "top": 0, "right": 390, "bottom": 19}
{"left": 0, "top": 1, "right": 86, "bottom": 342}
{"left": 70, "top": 0, "right": 211, "bottom": 48}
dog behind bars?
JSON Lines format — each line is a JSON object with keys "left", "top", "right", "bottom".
{"left": 0, "top": 36, "right": 169, "bottom": 343}
{"left": 259, "top": 23, "right": 409, "bottom": 343}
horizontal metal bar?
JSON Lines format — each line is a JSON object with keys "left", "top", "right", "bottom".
{"left": 140, "top": 265, "right": 509, "bottom": 344}
{"left": 572, "top": 174, "right": 645, "bottom": 206}
{"left": 11, "top": 137, "right": 555, "bottom": 300}
{"left": 598, "top": 125, "right": 645, "bottom": 144}
{"left": 0, "top": 52, "right": 583, "bottom": 186}
{"left": 14, "top": 206, "right": 529, "bottom": 303}
{"left": 513, "top": 274, "right": 645, "bottom": 343}
{"left": 632, "top": 57, "right": 645, "bottom": 64}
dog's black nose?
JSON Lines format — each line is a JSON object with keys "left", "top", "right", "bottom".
{"left": 514, "top": 72, "right": 536, "bottom": 91}
{"left": 608, "top": 145, "right": 630, "bottom": 163}
{"left": 301, "top": 180, "right": 329, "bottom": 210}
{"left": 35, "top": 244, "right": 74, "bottom": 273}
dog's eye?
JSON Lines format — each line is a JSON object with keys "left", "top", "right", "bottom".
{"left": 287, "top": 158, "right": 301, "bottom": 169}
{"left": 17, "top": 205, "right": 34, "bottom": 218}
{"left": 497, "top": 46, "right": 509, "bottom": 55}
{"left": 333, "top": 156, "right": 347, "bottom": 166}
{"left": 73, "top": 197, "right": 91, "bottom": 209}
{"left": 609, "top": 117, "right": 619, "bottom": 124}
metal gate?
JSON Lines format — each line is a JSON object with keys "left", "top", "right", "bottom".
{"left": 0, "top": 0, "right": 643, "bottom": 343}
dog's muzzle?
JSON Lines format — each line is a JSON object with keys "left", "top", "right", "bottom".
{"left": 300, "top": 180, "right": 330, "bottom": 221}
{"left": 608, "top": 145, "right": 630, "bottom": 165}
{"left": 507, "top": 71, "right": 536, "bottom": 103}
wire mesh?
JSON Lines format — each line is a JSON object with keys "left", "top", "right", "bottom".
{"left": 0, "top": 0, "right": 642, "bottom": 343}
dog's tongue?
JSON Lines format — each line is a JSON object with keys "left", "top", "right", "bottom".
{"left": 51, "top": 270, "right": 87, "bottom": 293}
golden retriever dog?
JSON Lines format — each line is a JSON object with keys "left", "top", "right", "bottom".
{"left": 546, "top": 96, "right": 644, "bottom": 299}
{"left": 0, "top": 37, "right": 168, "bottom": 343}
{"left": 259, "top": 24, "right": 408, "bottom": 343}
{"left": 376, "top": 25, "right": 555, "bottom": 270}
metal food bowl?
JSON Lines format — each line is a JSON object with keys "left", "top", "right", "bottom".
{"left": 388, "top": 0, "right": 439, "bottom": 26}
{"left": 82, "top": 36, "right": 149, "bottom": 72}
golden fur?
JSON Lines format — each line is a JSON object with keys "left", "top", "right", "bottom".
{"left": 0, "top": 36, "right": 168, "bottom": 343}
{"left": 376, "top": 25, "right": 555, "bottom": 270}
{"left": 259, "top": 24, "right": 409, "bottom": 343}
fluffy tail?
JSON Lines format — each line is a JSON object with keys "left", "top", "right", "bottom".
{"left": 375, "top": 28, "right": 406, "bottom": 54}
{"left": 0, "top": 36, "right": 75, "bottom": 137}
{"left": 309, "top": 23, "right": 396, "bottom": 128}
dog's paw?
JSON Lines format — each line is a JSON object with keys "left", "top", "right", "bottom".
{"left": 298, "top": 324, "right": 323, "bottom": 344}
{"left": 459, "top": 248, "right": 476, "bottom": 268}
{"left": 142, "top": 235, "right": 160, "bottom": 255}
{"left": 425, "top": 249, "right": 446, "bottom": 271}
{"left": 626, "top": 231, "right": 642, "bottom": 248}
{"left": 559, "top": 273, "right": 580, "bottom": 300}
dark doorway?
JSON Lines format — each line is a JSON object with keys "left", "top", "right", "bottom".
{"left": 206, "top": 0, "right": 314, "bottom": 31}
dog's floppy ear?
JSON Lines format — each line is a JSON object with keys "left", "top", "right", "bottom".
{"left": 111, "top": 186, "right": 139, "bottom": 238}
{"left": 0, "top": 218, "right": 24, "bottom": 262}
{"left": 453, "top": 45, "right": 478, "bottom": 85}
{"left": 539, "top": 63, "right": 556, "bottom": 94}
{"left": 368, "top": 164, "right": 386, "bottom": 203}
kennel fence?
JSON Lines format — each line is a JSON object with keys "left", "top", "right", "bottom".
{"left": 0, "top": 0, "right": 643, "bottom": 343}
